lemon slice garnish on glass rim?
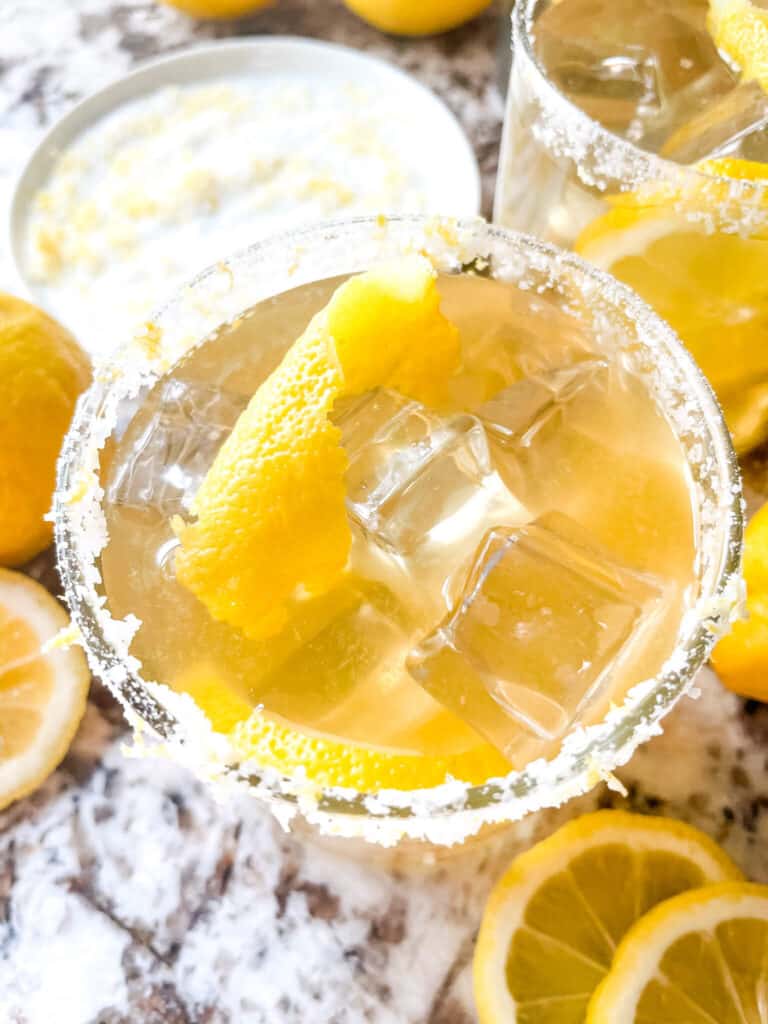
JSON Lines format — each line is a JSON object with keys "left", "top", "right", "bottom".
{"left": 473, "top": 810, "right": 742, "bottom": 1024}
{"left": 708, "top": 0, "right": 768, "bottom": 93}
{"left": 0, "top": 569, "right": 90, "bottom": 809}
{"left": 575, "top": 157, "right": 768, "bottom": 454}
{"left": 587, "top": 882, "right": 768, "bottom": 1023}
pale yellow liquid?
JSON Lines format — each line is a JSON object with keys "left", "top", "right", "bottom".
{"left": 100, "top": 273, "right": 696, "bottom": 768}
{"left": 534, "top": 0, "right": 768, "bottom": 163}
{"left": 496, "top": 0, "right": 768, "bottom": 245}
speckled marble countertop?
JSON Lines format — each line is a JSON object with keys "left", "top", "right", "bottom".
{"left": 2, "top": 3, "right": 768, "bottom": 1023}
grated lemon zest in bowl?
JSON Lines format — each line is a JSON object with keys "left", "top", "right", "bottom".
{"left": 22, "top": 80, "right": 438, "bottom": 350}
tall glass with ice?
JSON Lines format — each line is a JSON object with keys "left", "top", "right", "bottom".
{"left": 55, "top": 218, "right": 742, "bottom": 847}
{"left": 496, "top": 0, "right": 768, "bottom": 454}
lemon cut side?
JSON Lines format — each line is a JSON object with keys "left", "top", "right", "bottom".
{"left": 0, "top": 569, "right": 89, "bottom": 809}
{"left": 588, "top": 882, "right": 768, "bottom": 1023}
{"left": 174, "top": 255, "right": 460, "bottom": 641}
{"left": 473, "top": 811, "right": 743, "bottom": 1024}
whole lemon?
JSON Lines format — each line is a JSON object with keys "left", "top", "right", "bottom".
{"left": 160, "top": 0, "right": 273, "bottom": 17}
{"left": 0, "top": 294, "right": 91, "bottom": 566}
{"left": 343, "top": 0, "right": 492, "bottom": 35}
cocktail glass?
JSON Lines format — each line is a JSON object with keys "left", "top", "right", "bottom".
{"left": 54, "top": 216, "right": 742, "bottom": 848}
{"left": 496, "top": 0, "right": 768, "bottom": 452}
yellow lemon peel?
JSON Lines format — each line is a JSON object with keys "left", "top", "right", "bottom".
{"left": 172, "top": 661, "right": 509, "bottom": 790}
{"left": 712, "top": 501, "right": 768, "bottom": 699}
{"left": 575, "top": 157, "right": 768, "bottom": 452}
{"left": 172, "top": 662, "right": 254, "bottom": 733}
{"left": 586, "top": 158, "right": 768, "bottom": 219}
{"left": 174, "top": 256, "right": 460, "bottom": 639}
{"left": 708, "top": 0, "right": 768, "bottom": 93}
{"left": 473, "top": 811, "right": 742, "bottom": 1024}
{"left": 159, "top": 0, "right": 273, "bottom": 18}
{"left": 230, "top": 711, "right": 509, "bottom": 790}
{"left": 0, "top": 292, "right": 91, "bottom": 566}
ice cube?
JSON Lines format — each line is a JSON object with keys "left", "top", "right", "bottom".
{"left": 106, "top": 378, "right": 247, "bottom": 513}
{"left": 548, "top": 40, "right": 664, "bottom": 133}
{"left": 534, "top": 0, "right": 733, "bottom": 138}
{"left": 406, "top": 514, "right": 665, "bottom": 761}
{"left": 660, "top": 79, "right": 768, "bottom": 164}
{"left": 333, "top": 388, "right": 527, "bottom": 559}
{"left": 476, "top": 360, "right": 608, "bottom": 449}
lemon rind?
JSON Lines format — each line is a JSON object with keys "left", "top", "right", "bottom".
{"left": 587, "top": 881, "right": 768, "bottom": 1022}
{"left": 0, "top": 569, "right": 90, "bottom": 809}
{"left": 473, "top": 810, "right": 743, "bottom": 1023}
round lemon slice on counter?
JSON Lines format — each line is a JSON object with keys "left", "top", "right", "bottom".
{"left": 473, "top": 810, "right": 743, "bottom": 1024}
{"left": 0, "top": 569, "right": 89, "bottom": 809}
{"left": 712, "top": 500, "right": 768, "bottom": 700}
{"left": 174, "top": 254, "right": 460, "bottom": 641}
{"left": 587, "top": 882, "right": 768, "bottom": 1022}
{"left": 171, "top": 252, "right": 512, "bottom": 792}
{"left": 575, "top": 158, "right": 768, "bottom": 453}
{"left": 174, "top": 662, "right": 510, "bottom": 791}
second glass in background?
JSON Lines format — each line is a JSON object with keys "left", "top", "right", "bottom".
{"left": 495, "top": 0, "right": 768, "bottom": 453}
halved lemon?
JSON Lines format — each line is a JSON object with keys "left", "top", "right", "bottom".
{"left": 588, "top": 881, "right": 768, "bottom": 1022}
{"left": 0, "top": 569, "right": 90, "bottom": 809}
{"left": 473, "top": 810, "right": 742, "bottom": 1024}
{"left": 575, "top": 158, "right": 768, "bottom": 453}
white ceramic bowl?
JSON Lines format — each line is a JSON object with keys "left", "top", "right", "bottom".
{"left": 9, "top": 36, "right": 481, "bottom": 347}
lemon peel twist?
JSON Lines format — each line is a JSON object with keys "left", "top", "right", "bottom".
{"left": 174, "top": 255, "right": 460, "bottom": 640}
{"left": 708, "top": 0, "right": 768, "bottom": 94}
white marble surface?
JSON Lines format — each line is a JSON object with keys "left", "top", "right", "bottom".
{"left": 2, "top": 3, "right": 768, "bottom": 1023}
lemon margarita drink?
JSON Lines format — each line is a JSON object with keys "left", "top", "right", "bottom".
{"left": 497, "top": 0, "right": 768, "bottom": 454}
{"left": 56, "top": 219, "right": 741, "bottom": 844}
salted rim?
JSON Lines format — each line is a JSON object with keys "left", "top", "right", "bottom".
{"left": 54, "top": 216, "right": 744, "bottom": 846}
{"left": 513, "top": 0, "right": 768, "bottom": 210}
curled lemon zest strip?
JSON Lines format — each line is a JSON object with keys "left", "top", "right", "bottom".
{"left": 174, "top": 256, "right": 460, "bottom": 640}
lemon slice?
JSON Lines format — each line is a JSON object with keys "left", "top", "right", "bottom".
{"left": 575, "top": 159, "right": 768, "bottom": 453}
{"left": 175, "top": 255, "right": 460, "bottom": 641}
{"left": 174, "top": 661, "right": 509, "bottom": 790}
{"left": 588, "top": 882, "right": 768, "bottom": 1022}
{"left": 709, "top": 0, "right": 768, "bottom": 92}
{"left": 0, "top": 569, "right": 90, "bottom": 809}
{"left": 473, "top": 810, "right": 743, "bottom": 1024}
{"left": 712, "top": 500, "right": 768, "bottom": 700}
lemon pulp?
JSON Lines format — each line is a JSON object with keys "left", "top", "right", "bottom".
{"left": 473, "top": 811, "right": 743, "bottom": 1024}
